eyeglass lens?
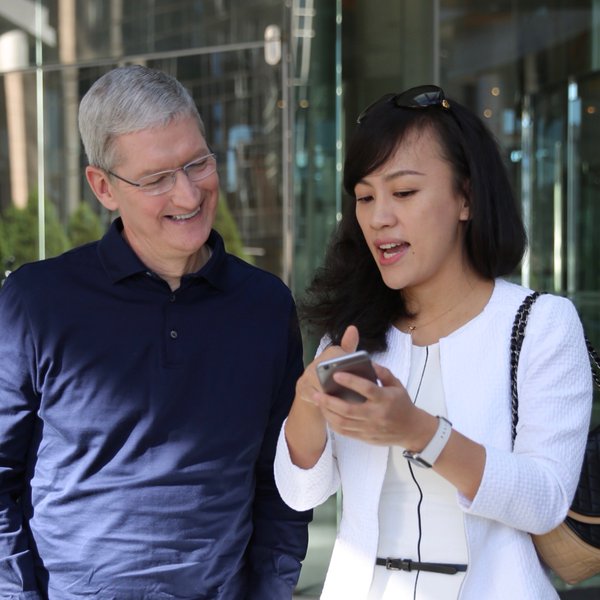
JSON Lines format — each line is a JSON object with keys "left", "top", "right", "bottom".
{"left": 140, "top": 154, "right": 217, "bottom": 195}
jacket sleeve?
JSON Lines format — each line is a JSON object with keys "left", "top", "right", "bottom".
{"left": 465, "top": 294, "right": 593, "bottom": 534}
{"left": 273, "top": 333, "right": 341, "bottom": 513}
{"left": 0, "top": 275, "right": 43, "bottom": 598}
{"left": 245, "top": 303, "right": 312, "bottom": 600}
{"left": 274, "top": 424, "right": 340, "bottom": 513}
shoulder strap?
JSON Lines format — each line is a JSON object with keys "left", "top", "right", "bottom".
{"left": 510, "top": 292, "right": 542, "bottom": 447}
{"left": 510, "top": 291, "right": 600, "bottom": 449}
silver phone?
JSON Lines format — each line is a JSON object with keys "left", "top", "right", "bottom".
{"left": 316, "top": 350, "right": 377, "bottom": 403}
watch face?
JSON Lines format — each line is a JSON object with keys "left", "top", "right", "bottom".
{"left": 402, "top": 451, "right": 432, "bottom": 468}
{"left": 402, "top": 416, "right": 452, "bottom": 469}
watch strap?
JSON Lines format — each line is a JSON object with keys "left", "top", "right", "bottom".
{"left": 403, "top": 416, "right": 452, "bottom": 468}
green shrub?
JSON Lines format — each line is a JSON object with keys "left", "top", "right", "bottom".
{"left": 0, "top": 218, "right": 9, "bottom": 276}
{"left": 0, "top": 193, "right": 69, "bottom": 272}
{"left": 68, "top": 202, "right": 104, "bottom": 247}
{"left": 215, "top": 194, "right": 252, "bottom": 263}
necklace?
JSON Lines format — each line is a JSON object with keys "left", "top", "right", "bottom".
{"left": 406, "top": 288, "right": 474, "bottom": 335}
{"left": 407, "top": 305, "right": 457, "bottom": 333}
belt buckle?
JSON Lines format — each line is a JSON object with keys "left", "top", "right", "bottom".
{"left": 385, "top": 558, "right": 398, "bottom": 570}
{"left": 385, "top": 558, "right": 412, "bottom": 571}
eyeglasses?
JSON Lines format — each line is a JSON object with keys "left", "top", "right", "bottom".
{"left": 356, "top": 85, "right": 451, "bottom": 124}
{"left": 108, "top": 153, "right": 217, "bottom": 196}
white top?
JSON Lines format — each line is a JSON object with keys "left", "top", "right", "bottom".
{"left": 369, "top": 344, "right": 467, "bottom": 599}
{"left": 274, "top": 279, "right": 593, "bottom": 600}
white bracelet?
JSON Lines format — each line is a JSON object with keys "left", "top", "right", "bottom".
{"left": 402, "top": 416, "right": 452, "bottom": 468}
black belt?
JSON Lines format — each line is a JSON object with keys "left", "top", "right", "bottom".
{"left": 376, "top": 557, "right": 468, "bottom": 575}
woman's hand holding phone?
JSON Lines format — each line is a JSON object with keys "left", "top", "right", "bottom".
{"left": 286, "top": 325, "right": 421, "bottom": 459}
{"left": 283, "top": 326, "right": 361, "bottom": 468}
{"left": 308, "top": 329, "right": 424, "bottom": 448}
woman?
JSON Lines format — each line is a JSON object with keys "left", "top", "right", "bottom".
{"left": 274, "top": 86, "right": 593, "bottom": 599}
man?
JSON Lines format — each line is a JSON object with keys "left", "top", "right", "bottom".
{"left": 0, "top": 65, "right": 311, "bottom": 599}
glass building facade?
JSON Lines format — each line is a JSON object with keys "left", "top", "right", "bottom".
{"left": 0, "top": 1, "right": 598, "bottom": 596}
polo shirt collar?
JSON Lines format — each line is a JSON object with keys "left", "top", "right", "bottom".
{"left": 98, "top": 217, "right": 229, "bottom": 290}
{"left": 183, "top": 229, "right": 228, "bottom": 291}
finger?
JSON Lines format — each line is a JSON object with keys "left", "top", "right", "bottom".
{"left": 313, "top": 343, "right": 347, "bottom": 364}
{"left": 332, "top": 371, "right": 380, "bottom": 402}
{"left": 340, "top": 325, "right": 359, "bottom": 354}
{"left": 319, "top": 399, "right": 381, "bottom": 440}
{"left": 373, "top": 363, "right": 402, "bottom": 387}
{"left": 314, "top": 390, "right": 366, "bottom": 419}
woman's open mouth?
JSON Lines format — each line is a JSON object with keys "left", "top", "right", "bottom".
{"left": 377, "top": 241, "right": 410, "bottom": 263}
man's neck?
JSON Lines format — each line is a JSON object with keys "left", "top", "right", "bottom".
{"left": 121, "top": 227, "right": 212, "bottom": 291}
{"left": 157, "top": 245, "right": 212, "bottom": 291}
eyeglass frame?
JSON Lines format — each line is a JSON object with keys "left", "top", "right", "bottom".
{"left": 356, "top": 85, "right": 451, "bottom": 125}
{"left": 107, "top": 153, "right": 217, "bottom": 196}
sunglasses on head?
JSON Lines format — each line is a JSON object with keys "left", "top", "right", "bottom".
{"left": 356, "top": 84, "right": 451, "bottom": 124}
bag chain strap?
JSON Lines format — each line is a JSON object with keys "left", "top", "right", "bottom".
{"left": 586, "top": 336, "right": 600, "bottom": 388}
{"left": 510, "top": 292, "right": 542, "bottom": 447}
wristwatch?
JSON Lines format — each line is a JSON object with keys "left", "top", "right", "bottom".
{"left": 403, "top": 416, "right": 452, "bottom": 468}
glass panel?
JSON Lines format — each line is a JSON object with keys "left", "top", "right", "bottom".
{"left": 341, "top": 0, "right": 435, "bottom": 143}
{"left": 571, "top": 74, "right": 600, "bottom": 424}
{"left": 574, "top": 74, "right": 600, "bottom": 303}
{"left": 36, "top": 0, "right": 283, "bottom": 67}
{"left": 292, "top": 0, "right": 338, "bottom": 304}
{"left": 527, "top": 87, "right": 568, "bottom": 293}
{"left": 437, "top": 1, "right": 598, "bottom": 288}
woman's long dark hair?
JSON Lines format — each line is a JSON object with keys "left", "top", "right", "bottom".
{"left": 300, "top": 91, "right": 527, "bottom": 353}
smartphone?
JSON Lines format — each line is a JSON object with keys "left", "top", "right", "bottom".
{"left": 316, "top": 350, "right": 378, "bottom": 403}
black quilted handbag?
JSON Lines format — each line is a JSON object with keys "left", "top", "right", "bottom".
{"left": 511, "top": 292, "right": 600, "bottom": 584}
{"left": 569, "top": 428, "right": 600, "bottom": 548}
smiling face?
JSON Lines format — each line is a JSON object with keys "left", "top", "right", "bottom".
{"left": 85, "top": 114, "right": 219, "bottom": 279}
{"left": 354, "top": 127, "right": 471, "bottom": 295}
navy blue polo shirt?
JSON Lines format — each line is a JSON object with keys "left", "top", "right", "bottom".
{"left": 0, "top": 218, "right": 310, "bottom": 599}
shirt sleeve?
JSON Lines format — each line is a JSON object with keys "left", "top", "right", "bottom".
{"left": 0, "top": 275, "right": 44, "bottom": 597}
{"left": 463, "top": 294, "right": 593, "bottom": 534}
{"left": 245, "top": 303, "right": 312, "bottom": 600}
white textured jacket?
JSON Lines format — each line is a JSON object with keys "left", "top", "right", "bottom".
{"left": 275, "top": 279, "right": 593, "bottom": 599}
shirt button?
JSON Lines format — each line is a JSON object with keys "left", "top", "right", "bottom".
{"left": 170, "top": 330, "right": 178, "bottom": 339}
{"left": 170, "top": 294, "right": 176, "bottom": 302}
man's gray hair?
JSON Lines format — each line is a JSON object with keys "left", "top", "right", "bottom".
{"left": 78, "top": 64, "right": 205, "bottom": 171}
